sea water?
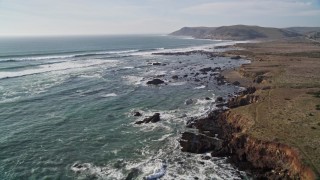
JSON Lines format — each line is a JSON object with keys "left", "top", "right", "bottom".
{"left": 0, "top": 35, "right": 249, "bottom": 179}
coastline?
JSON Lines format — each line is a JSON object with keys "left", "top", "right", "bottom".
{"left": 179, "top": 38, "right": 320, "bottom": 179}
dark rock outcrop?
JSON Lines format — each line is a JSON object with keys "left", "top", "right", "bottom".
{"left": 199, "top": 67, "right": 213, "bottom": 73}
{"left": 253, "top": 76, "right": 264, "bottom": 83}
{"left": 152, "top": 62, "right": 162, "bottom": 65}
{"left": 172, "top": 75, "right": 179, "bottom": 79}
{"left": 216, "top": 96, "right": 224, "bottom": 102}
{"left": 180, "top": 132, "right": 223, "bottom": 153}
{"left": 146, "top": 79, "right": 164, "bottom": 85}
{"left": 231, "top": 55, "right": 241, "bottom": 60}
{"left": 135, "top": 113, "right": 161, "bottom": 124}
{"left": 178, "top": 85, "right": 316, "bottom": 179}
{"left": 232, "top": 81, "right": 241, "bottom": 86}
{"left": 240, "top": 86, "right": 256, "bottom": 95}
{"left": 133, "top": 112, "right": 142, "bottom": 117}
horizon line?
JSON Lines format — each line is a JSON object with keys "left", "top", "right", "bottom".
{"left": 0, "top": 33, "right": 170, "bottom": 38}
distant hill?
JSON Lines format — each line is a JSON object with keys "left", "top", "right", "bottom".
{"left": 170, "top": 27, "right": 217, "bottom": 38}
{"left": 306, "top": 31, "right": 320, "bottom": 41}
{"left": 170, "top": 25, "right": 317, "bottom": 40}
{"left": 285, "top": 27, "right": 320, "bottom": 34}
{"left": 285, "top": 27, "right": 320, "bottom": 41}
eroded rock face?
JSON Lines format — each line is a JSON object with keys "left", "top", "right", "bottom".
{"left": 186, "top": 109, "right": 225, "bottom": 137}
{"left": 135, "top": 113, "right": 160, "bottom": 124}
{"left": 178, "top": 84, "right": 316, "bottom": 179}
{"left": 227, "top": 86, "right": 259, "bottom": 108}
{"left": 240, "top": 86, "right": 256, "bottom": 95}
{"left": 228, "top": 94, "right": 259, "bottom": 108}
{"left": 180, "top": 132, "right": 223, "bottom": 153}
{"left": 253, "top": 76, "right": 264, "bottom": 84}
{"left": 225, "top": 127, "right": 316, "bottom": 179}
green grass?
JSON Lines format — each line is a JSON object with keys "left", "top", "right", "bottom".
{"left": 281, "top": 51, "right": 320, "bottom": 58}
{"left": 307, "top": 91, "right": 320, "bottom": 98}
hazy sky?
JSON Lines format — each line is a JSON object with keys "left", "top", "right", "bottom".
{"left": 1, "top": 0, "right": 320, "bottom": 36}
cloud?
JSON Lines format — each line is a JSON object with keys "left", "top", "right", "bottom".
{"left": 181, "top": 0, "right": 320, "bottom": 17}
{"left": 1, "top": 0, "right": 320, "bottom": 35}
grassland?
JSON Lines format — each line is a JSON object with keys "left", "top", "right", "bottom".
{"left": 222, "top": 39, "right": 320, "bottom": 177}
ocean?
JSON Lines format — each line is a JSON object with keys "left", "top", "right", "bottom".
{"left": 0, "top": 35, "right": 250, "bottom": 179}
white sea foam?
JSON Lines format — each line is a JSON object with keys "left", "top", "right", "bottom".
{"left": 0, "top": 96, "right": 21, "bottom": 104}
{"left": 169, "top": 82, "right": 186, "bottom": 86}
{"left": 78, "top": 73, "right": 103, "bottom": 79}
{"left": 0, "top": 49, "right": 140, "bottom": 62}
{"left": 131, "top": 40, "right": 252, "bottom": 57}
{"left": 123, "top": 66, "right": 134, "bottom": 69}
{"left": 71, "top": 136, "right": 247, "bottom": 180}
{"left": 145, "top": 162, "right": 167, "bottom": 180}
{"left": 122, "top": 75, "right": 144, "bottom": 85}
{"left": 194, "top": 85, "right": 206, "bottom": 89}
{"left": 142, "top": 70, "right": 167, "bottom": 77}
{"left": 102, "top": 93, "right": 118, "bottom": 97}
{"left": 0, "top": 59, "right": 118, "bottom": 79}
{"left": 1, "top": 54, "right": 78, "bottom": 62}
{"left": 105, "top": 49, "right": 139, "bottom": 54}
{"left": 152, "top": 134, "right": 172, "bottom": 141}
{"left": 71, "top": 162, "right": 124, "bottom": 179}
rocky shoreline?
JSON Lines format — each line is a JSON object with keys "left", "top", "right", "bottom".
{"left": 130, "top": 41, "right": 319, "bottom": 179}
{"left": 176, "top": 40, "right": 320, "bottom": 179}
{"left": 179, "top": 86, "right": 315, "bottom": 179}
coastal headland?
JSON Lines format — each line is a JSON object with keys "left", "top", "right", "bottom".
{"left": 172, "top": 25, "right": 320, "bottom": 179}
{"left": 221, "top": 40, "right": 320, "bottom": 179}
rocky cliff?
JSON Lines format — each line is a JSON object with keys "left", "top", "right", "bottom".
{"left": 180, "top": 87, "right": 317, "bottom": 179}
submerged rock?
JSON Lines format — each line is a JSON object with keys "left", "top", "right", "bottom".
{"left": 71, "top": 163, "right": 91, "bottom": 173}
{"left": 146, "top": 79, "right": 164, "bottom": 85}
{"left": 185, "top": 99, "right": 195, "bottom": 105}
{"left": 126, "top": 168, "right": 140, "bottom": 180}
{"left": 172, "top": 75, "right": 179, "bottom": 79}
